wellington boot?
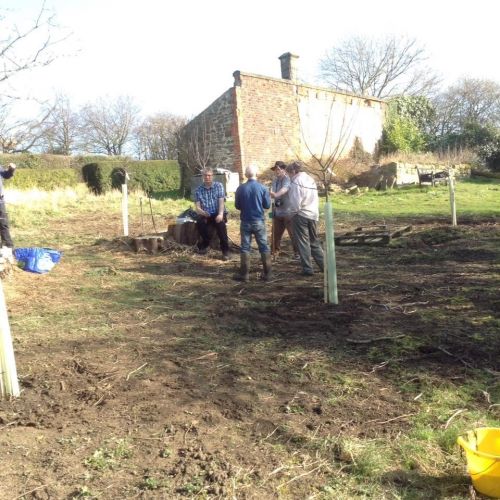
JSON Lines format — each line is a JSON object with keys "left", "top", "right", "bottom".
{"left": 260, "top": 253, "right": 273, "bottom": 282}
{"left": 233, "top": 253, "right": 250, "bottom": 282}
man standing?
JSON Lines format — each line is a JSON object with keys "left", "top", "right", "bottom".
{"left": 194, "top": 167, "right": 230, "bottom": 261}
{"left": 0, "top": 162, "right": 16, "bottom": 262}
{"left": 233, "top": 164, "right": 272, "bottom": 282}
{"left": 270, "top": 160, "right": 297, "bottom": 257}
{"left": 286, "top": 161, "right": 324, "bottom": 276}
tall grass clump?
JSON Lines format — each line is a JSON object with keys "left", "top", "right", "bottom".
{"left": 6, "top": 183, "right": 191, "bottom": 233}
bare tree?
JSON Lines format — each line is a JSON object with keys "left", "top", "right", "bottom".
{"left": 133, "top": 112, "right": 187, "bottom": 160}
{"left": 78, "top": 96, "right": 139, "bottom": 155}
{"left": 432, "top": 78, "right": 500, "bottom": 137}
{"left": 186, "top": 114, "right": 215, "bottom": 172}
{"left": 319, "top": 35, "right": 440, "bottom": 99}
{"left": 0, "top": 103, "right": 53, "bottom": 153}
{"left": 38, "top": 94, "right": 79, "bottom": 154}
{"left": 294, "top": 98, "right": 357, "bottom": 201}
{"left": 0, "top": 2, "right": 70, "bottom": 97}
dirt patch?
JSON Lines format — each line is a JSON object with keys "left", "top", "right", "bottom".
{"left": 0, "top": 216, "right": 499, "bottom": 498}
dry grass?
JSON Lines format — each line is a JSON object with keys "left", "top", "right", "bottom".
{"left": 379, "top": 149, "right": 478, "bottom": 166}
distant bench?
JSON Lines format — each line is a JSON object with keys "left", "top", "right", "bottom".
{"left": 417, "top": 168, "right": 449, "bottom": 187}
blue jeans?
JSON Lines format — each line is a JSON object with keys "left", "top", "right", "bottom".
{"left": 240, "top": 220, "right": 270, "bottom": 254}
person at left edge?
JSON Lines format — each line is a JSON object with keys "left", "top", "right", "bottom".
{"left": 0, "top": 162, "right": 16, "bottom": 262}
{"left": 194, "top": 167, "right": 230, "bottom": 261}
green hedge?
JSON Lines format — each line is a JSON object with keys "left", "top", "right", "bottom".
{"left": 0, "top": 153, "right": 129, "bottom": 170}
{"left": 0, "top": 153, "right": 73, "bottom": 169}
{"left": 7, "top": 168, "right": 81, "bottom": 189}
{"left": 82, "top": 162, "right": 117, "bottom": 194}
{"left": 83, "top": 160, "right": 180, "bottom": 194}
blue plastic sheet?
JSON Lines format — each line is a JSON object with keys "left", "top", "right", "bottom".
{"left": 14, "top": 247, "right": 62, "bottom": 274}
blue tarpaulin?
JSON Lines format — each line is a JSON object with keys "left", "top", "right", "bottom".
{"left": 14, "top": 248, "right": 62, "bottom": 274}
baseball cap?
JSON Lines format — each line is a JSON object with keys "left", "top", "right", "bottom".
{"left": 271, "top": 161, "right": 287, "bottom": 170}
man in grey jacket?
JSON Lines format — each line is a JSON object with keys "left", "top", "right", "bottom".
{"left": 286, "top": 161, "right": 324, "bottom": 276}
{"left": 0, "top": 162, "right": 16, "bottom": 261}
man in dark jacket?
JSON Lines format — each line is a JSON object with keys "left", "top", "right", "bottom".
{"left": 233, "top": 164, "right": 272, "bottom": 282}
{"left": 0, "top": 162, "right": 16, "bottom": 262}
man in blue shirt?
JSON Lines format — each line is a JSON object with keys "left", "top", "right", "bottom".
{"left": 233, "top": 164, "right": 272, "bottom": 282}
{"left": 194, "top": 168, "right": 230, "bottom": 261}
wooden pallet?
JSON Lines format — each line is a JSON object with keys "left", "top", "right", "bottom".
{"left": 334, "top": 225, "right": 412, "bottom": 246}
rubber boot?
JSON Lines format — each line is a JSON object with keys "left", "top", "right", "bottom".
{"left": 233, "top": 253, "right": 250, "bottom": 282}
{"left": 260, "top": 253, "right": 273, "bottom": 282}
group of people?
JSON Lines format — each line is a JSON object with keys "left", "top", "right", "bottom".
{"left": 193, "top": 161, "right": 324, "bottom": 282}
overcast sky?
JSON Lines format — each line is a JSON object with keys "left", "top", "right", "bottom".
{"left": 3, "top": 0, "right": 500, "bottom": 120}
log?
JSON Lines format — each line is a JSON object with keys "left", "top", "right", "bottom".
{"left": 167, "top": 222, "right": 220, "bottom": 249}
{"left": 132, "top": 235, "right": 164, "bottom": 254}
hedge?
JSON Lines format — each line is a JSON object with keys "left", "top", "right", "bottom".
{"left": 0, "top": 153, "right": 129, "bottom": 170}
{"left": 0, "top": 153, "right": 72, "bottom": 169}
{"left": 6, "top": 168, "right": 81, "bottom": 189}
{"left": 83, "top": 160, "right": 180, "bottom": 194}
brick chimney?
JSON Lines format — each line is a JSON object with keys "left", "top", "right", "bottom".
{"left": 279, "top": 52, "right": 299, "bottom": 80}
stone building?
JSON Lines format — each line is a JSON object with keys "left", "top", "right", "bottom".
{"left": 178, "top": 53, "right": 387, "bottom": 192}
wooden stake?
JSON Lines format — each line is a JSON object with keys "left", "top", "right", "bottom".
{"left": 121, "top": 183, "right": 129, "bottom": 236}
{"left": 448, "top": 170, "right": 457, "bottom": 226}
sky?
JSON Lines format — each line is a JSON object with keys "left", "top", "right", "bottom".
{"left": 3, "top": 0, "right": 500, "bottom": 121}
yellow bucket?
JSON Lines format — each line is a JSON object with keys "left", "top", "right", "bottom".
{"left": 457, "top": 427, "right": 500, "bottom": 498}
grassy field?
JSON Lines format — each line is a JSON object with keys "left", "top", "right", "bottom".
{"left": 0, "top": 177, "right": 498, "bottom": 499}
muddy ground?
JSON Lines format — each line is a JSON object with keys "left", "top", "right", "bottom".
{"left": 0, "top": 215, "right": 499, "bottom": 499}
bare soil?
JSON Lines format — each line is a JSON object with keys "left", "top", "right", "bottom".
{"left": 0, "top": 215, "right": 499, "bottom": 499}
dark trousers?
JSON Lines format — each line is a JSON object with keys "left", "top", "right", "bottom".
{"left": 272, "top": 214, "right": 297, "bottom": 254}
{"left": 196, "top": 215, "right": 229, "bottom": 253}
{"left": 292, "top": 214, "right": 324, "bottom": 274}
{"left": 0, "top": 201, "right": 13, "bottom": 247}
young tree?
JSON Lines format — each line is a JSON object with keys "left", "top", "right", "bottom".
{"left": 78, "top": 96, "right": 139, "bottom": 155}
{"left": 381, "top": 96, "right": 434, "bottom": 154}
{"left": 319, "top": 35, "right": 440, "bottom": 99}
{"left": 186, "top": 114, "right": 215, "bottom": 172}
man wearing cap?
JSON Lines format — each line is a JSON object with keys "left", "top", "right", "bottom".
{"left": 233, "top": 164, "right": 272, "bottom": 282}
{"left": 270, "top": 161, "right": 298, "bottom": 257}
{"left": 194, "top": 167, "right": 230, "bottom": 261}
{"left": 286, "top": 161, "right": 324, "bottom": 276}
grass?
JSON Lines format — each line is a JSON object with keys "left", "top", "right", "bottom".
{"left": 327, "top": 178, "right": 500, "bottom": 221}
{"left": 84, "top": 439, "right": 132, "bottom": 471}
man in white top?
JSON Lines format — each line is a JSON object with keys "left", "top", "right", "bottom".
{"left": 286, "top": 161, "right": 324, "bottom": 276}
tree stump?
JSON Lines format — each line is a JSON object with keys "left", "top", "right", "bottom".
{"left": 167, "top": 222, "right": 220, "bottom": 249}
{"left": 132, "top": 235, "right": 164, "bottom": 254}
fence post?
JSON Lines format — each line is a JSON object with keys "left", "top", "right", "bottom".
{"left": 122, "top": 183, "right": 129, "bottom": 237}
{"left": 449, "top": 170, "right": 457, "bottom": 226}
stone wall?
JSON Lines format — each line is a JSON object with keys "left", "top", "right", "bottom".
{"left": 178, "top": 88, "right": 237, "bottom": 191}
{"left": 390, "top": 162, "right": 472, "bottom": 185}
{"left": 235, "top": 72, "right": 386, "bottom": 173}
{"left": 178, "top": 68, "right": 387, "bottom": 190}
{"left": 352, "top": 162, "right": 472, "bottom": 189}
{"left": 234, "top": 72, "right": 299, "bottom": 173}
